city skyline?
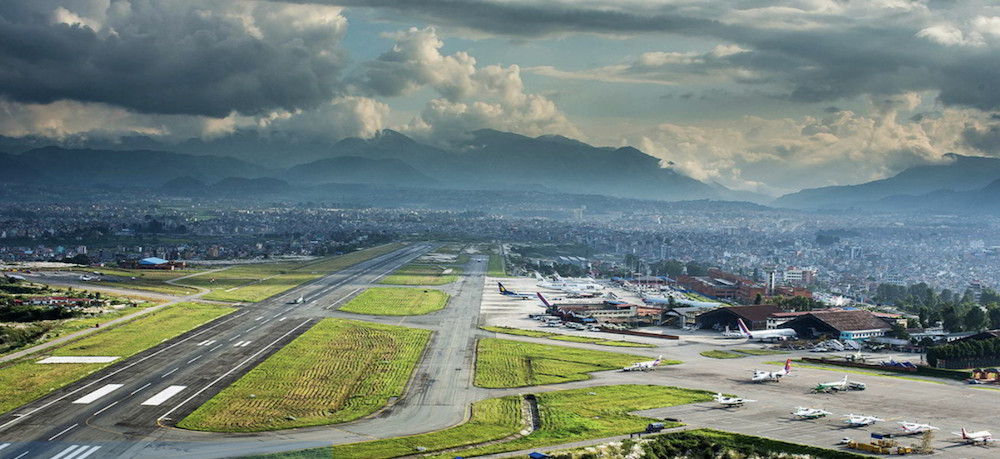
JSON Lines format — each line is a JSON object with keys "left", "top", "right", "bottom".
{"left": 2, "top": 1, "right": 1000, "bottom": 195}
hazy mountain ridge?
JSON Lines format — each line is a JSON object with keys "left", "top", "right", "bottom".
{"left": 772, "top": 154, "right": 1000, "bottom": 210}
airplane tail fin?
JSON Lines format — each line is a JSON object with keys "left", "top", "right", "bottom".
{"left": 653, "top": 355, "right": 663, "bottom": 365}
{"left": 537, "top": 292, "right": 553, "bottom": 308}
{"left": 784, "top": 358, "right": 792, "bottom": 374}
{"left": 736, "top": 318, "right": 752, "bottom": 337}
{"left": 962, "top": 427, "right": 969, "bottom": 438}
{"left": 535, "top": 272, "right": 544, "bottom": 281}
{"left": 498, "top": 282, "right": 507, "bottom": 293}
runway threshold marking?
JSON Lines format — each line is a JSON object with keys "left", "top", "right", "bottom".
{"left": 72, "top": 384, "right": 123, "bottom": 404}
{"left": 47, "top": 423, "right": 78, "bottom": 441}
{"left": 140, "top": 386, "right": 187, "bottom": 406}
{"left": 196, "top": 340, "right": 217, "bottom": 346}
{"left": 158, "top": 319, "right": 311, "bottom": 422}
{"left": 234, "top": 341, "right": 252, "bottom": 347}
{"left": 56, "top": 445, "right": 101, "bottom": 459}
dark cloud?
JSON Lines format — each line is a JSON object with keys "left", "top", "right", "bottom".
{"left": 0, "top": 2, "right": 348, "bottom": 117}
{"left": 962, "top": 124, "right": 1000, "bottom": 154}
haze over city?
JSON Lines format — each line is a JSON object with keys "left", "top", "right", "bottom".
{"left": 3, "top": 0, "right": 1000, "bottom": 195}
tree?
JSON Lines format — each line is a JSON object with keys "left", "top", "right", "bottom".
{"left": 964, "top": 307, "right": 987, "bottom": 332}
{"left": 988, "top": 303, "right": 1000, "bottom": 330}
{"left": 942, "top": 306, "right": 963, "bottom": 333}
{"left": 918, "top": 306, "right": 929, "bottom": 329}
{"left": 890, "top": 322, "right": 910, "bottom": 340}
{"left": 753, "top": 293, "right": 763, "bottom": 305}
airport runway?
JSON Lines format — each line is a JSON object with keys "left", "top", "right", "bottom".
{"left": 3, "top": 261, "right": 998, "bottom": 458}
{"left": 0, "top": 244, "right": 435, "bottom": 459}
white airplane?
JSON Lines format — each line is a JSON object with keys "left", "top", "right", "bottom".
{"left": 813, "top": 375, "right": 865, "bottom": 392}
{"left": 497, "top": 282, "right": 535, "bottom": 300}
{"left": 535, "top": 272, "right": 604, "bottom": 295}
{"left": 792, "top": 407, "right": 832, "bottom": 419}
{"left": 623, "top": 355, "right": 663, "bottom": 372}
{"left": 952, "top": 427, "right": 994, "bottom": 444}
{"left": 714, "top": 393, "right": 756, "bottom": 407}
{"left": 752, "top": 358, "right": 792, "bottom": 382}
{"left": 737, "top": 318, "right": 797, "bottom": 341}
{"left": 287, "top": 295, "right": 304, "bottom": 304}
{"left": 720, "top": 326, "right": 745, "bottom": 339}
{"left": 898, "top": 421, "right": 939, "bottom": 434}
{"left": 843, "top": 414, "right": 883, "bottom": 427}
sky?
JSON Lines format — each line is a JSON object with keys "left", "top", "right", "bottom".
{"left": 1, "top": 0, "right": 1000, "bottom": 196}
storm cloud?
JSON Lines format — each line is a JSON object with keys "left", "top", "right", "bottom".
{"left": 0, "top": 1, "right": 349, "bottom": 117}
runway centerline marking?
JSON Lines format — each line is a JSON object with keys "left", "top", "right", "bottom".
{"left": 161, "top": 368, "right": 179, "bottom": 378}
{"left": 187, "top": 355, "right": 202, "bottom": 364}
{"left": 130, "top": 383, "right": 151, "bottom": 396}
{"left": 93, "top": 400, "right": 119, "bottom": 416}
{"left": 47, "top": 423, "right": 78, "bottom": 441}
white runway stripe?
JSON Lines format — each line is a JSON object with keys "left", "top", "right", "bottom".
{"left": 140, "top": 386, "right": 187, "bottom": 406}
{"left": 71, "top": 384, "right": 123, "bottom": 404}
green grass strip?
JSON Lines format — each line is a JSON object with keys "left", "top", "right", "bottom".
{"left": 547, "top": 335, "right": 656, "bottom": 348}
{"left": 475, "top": 338, "right": 669, "bottom": 388}
{"left": 178, "top": 318, "right": 431, "bottom": 432}
{"left": 732, "top": 348, "right": 789, "bottom": 356}
{"left": 379, "top": 264, "right": 461, "bottom": 285}
{"left": 700, "top": 350, "right": 746, "bottom": 359}
{"left": 481, "top": 326, "right": 555, "bottom": 338}
{"left": 339, "top": 287, "right": 448, "bottom": 316}
{"left": 640, "top": 428, "right": 870, "bottom": 459}
{"left": 0, "top": 302, "right": 233, "bottom": 415}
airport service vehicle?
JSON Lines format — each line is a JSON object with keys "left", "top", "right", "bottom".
{"left": 645, "top": 422, "right": 665, "bottom": 433}
{"left": 623, "top": 355, "right": 663, "bottom": 372}
{"left": 737, "top": 318, "right": 797, "bottom": 341}
{"left": 792, "top": 407, "right": 832, "bottom": 419}
{"left": 713, "top": 393, "right": 756, "bottom": 407}
{"left": 498, "top": 282, "right": 535, "bottom": 299}
{"left": 752, "top": 358, "right": 792, "bottom": 382}
{"left": 843, "top": 414, "right": 883, "bottom": 427}
{"left": 287, "top": 295, "right": 304, "bottom": 304}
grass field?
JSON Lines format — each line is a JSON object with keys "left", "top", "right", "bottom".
{"left": 547, "top": 335, "right": 657, "bottom": 348}
{"left": 241, "top": 385, "right": 713, "bottom": 459}
{"left": 699, "top": 350, "right": 746, "bottom": 359}
{"left": 379, "top": 264, "right": 460, "bottom": 285}
{"left": 638, "top": 428, "right": 871, "bottom": 459}
{"left": 178, "top": 244, "right": 403, "bottom": 302}
{"left": 426, "top": 385, "right": 715, "bottom": 458}
{"left": 0, "top": 302, "right": 233, "bottom": 415}
{"left": 62, "top": 267, "right": 201, "bottom": 295}
{"left": 178, "top": 318, "right": 431, "bottom": 432}
{"left": 733, "top": 348, "right": 790, "bottom": 356}
{"left": 487, "top": 253, "right": 506, "bottom": 277}
{"left": 339, "top": 287, "right": 448, "bottom": 316}
{"left": 474, "top": 338, "right": 669, "bottom": 388}
{"left": 481, "top": 326, "right": 555, "bottom": 338}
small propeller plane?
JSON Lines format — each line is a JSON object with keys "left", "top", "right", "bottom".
{"left": 622, "top": 355, "right": 663, "bottom": 372}
{"left": 952, "top": 427, "right": 994, "bottom": 444}
{"left": 843, "top": 414, "right": 883, "bottom": 427}
{"left": 752, "top": 359, "right": 792, "bottom": 382}
{"left": 714, "top": 393, "right": 756, "bottom": 407}
{"left": 898, "top": 421, "right": 939, "bottom": 434}
{"left": 792, "top": 407, "right": 832, "bottom": 419}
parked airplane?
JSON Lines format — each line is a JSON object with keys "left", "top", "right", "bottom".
{"left": 813, "top": 375, "right": 865, "bottom": 392}
{"left": 843, "top": 414, "right": 883, "bottom": 427}
{"left": 535, "top": 272, "right": 604, "bottom": 295}
{"left": 953, "top": 427, "right": 994, "bottom": 444}
{"left": 752, "top": 359, "right": 792, "bottom": 382}
{"left": 714, "top": 393, "right": 756, "bottom": 407}
{"left": 497, "top": 282, "right": 535, "bottom": 299}
{"left": 720, "top": 326, "right": 745, "bottom": 339}
{"left": 623, "top": 355, "right": 663, "bottom": 372}
{"left": 792, "top": 407, "right": 832, "bottom": 419}
{"left": 898, "top": 421, "right": 939, "bottom": 434}
{"left": 736, "top": 318, "right": 797, "bottom": 341}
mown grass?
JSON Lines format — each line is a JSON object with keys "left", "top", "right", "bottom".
{"left": 339, "top": 287, "right": 448, "bottom": 316}
{"left": 178, "top": 244, "right": 403, "bottom": 302}
{"left": 636, "top": 428, "right": 871, "bottom": 459}
{"left": 547, "top": 335, "right": 657, "bottom": 348}
{"left": 481, "top": 326, "right": 555, "bottom": 338}
{"left": 425, "top": 385, "right": 715, "bottom": 458}
{"left": 733, "top": 348, "right": 790, "bottom": 356}
{"left": 178, "top": 318, "right": 431, "bottom": 432}
{"left": 66, "top": 266, "right": 201, "bottom": 295}
{"left": 0, "top": 302, "right": 233, "bottom": 415}
{"left": 700, "top": 350, "right": 746, "bottom": 359}
{"left": 379, "top": 264, "right": 460, "bottom": 285}
{"left": 487, "top": 253, "right": 506, "bottom": 277}
{"left": 475, "top": 338, "right": 670, "bottom": 388}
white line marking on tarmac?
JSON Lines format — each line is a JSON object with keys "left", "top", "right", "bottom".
{"left": 255, "top": 316, "right": 263, "bottom": 321}
{"left": 72, "top": 384, "right": 123, "bottom": 404}
{"left": 0, "top": 443, "right": 9, "bottom": 451}
{"left": 246, "top": 326, "right": 257, "bottom": 332}
{"left": 72, "top": 445, "right": 102, "bottom": 459}
{"left": 158, "top": 319, "right": 311, "bottom": 421}
{"left": 140, "top": 386, "right": 186, "bottom": 406}
{"left": 0, "top": 309, "right": 250, "bottom": 432}
{"left": 50, "top": 445, "right": 80, "bottom": 459}
{"left": 48, "top": 423, "right": 78, "bottom": 441}
{"left": 13, "top": 451, "right": 29, "bottom": 459}
{"left": 209, "top": 344, "right": 223, "bottom": 352}
{"left": 187, "top": 355, "right": 202, "bottom": 364}
{"left": 325, "top": 288, "right": 362, "bottom": 310}
{"left": 93, "top": 400, "right": 119, "bottom": 416}
{"left": 161, "top": 368, "right": 179, "bottom": 378}
{"left": 228, "top": 334, "right": 241, "bottom": 342}
{"left": 279, "top": 316, "right": 286, "bottom": 321}
{"left": 130, "top": 383, "right": 151, "bottom": 396}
